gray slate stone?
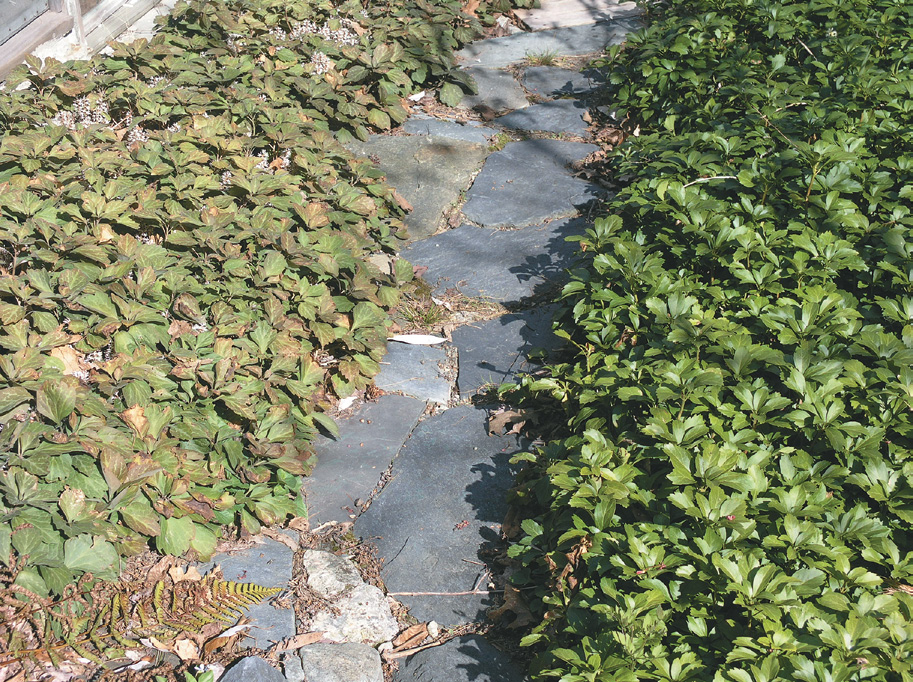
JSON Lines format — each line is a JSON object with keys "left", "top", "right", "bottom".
{"left": 298, "top": 643, "right": 384, "bottom": 682}
{"left": 456, "top": 20, "right": 641, "bottom": 68}
{"left": 402, "top": 118, "right": 497, "bottom": 145}
{"left": 345, "top": 135, "right": 489, "bottom": 241}
{"left": 453, "top": 305, "right": 561, "bottom": 397}
{"left": 496, "top": 99, "right": 589, "bottom": 135}
{"left": 462, "top": 139, "right": 602, "bottom": 228}
{"left": 309, "top": 583, "right": 399, "bottom": 644}
{"left": 375, "top": 342, "right": 451, "bottom": 404}
{"left": 402, "top": 217, "right": 588, "bottom": 303}
{"left": 355, "top": 406, "right": 523, "bottom": 624}
{"left": 394, "top": 635, "right": 527, "bottom": 682}
{"left": 283, "top": 653, "right": 305, "bottom": 682}
{"left": 303, "top": 550, "right": 365, "bottom": 599}
{"left": 522, "top": 66, "right": 603, "bottom": 97}
{"left": 220, "top": 656, "right": 286, "bottom": 682}
{"left": 459, "top": 67, "right": 529, "bottom": 112}
{"left": 516, "top": 0, "right": 642, "bottom": 30}
{"left": 202, "top": 539, "right": 295, "bottom": 650}
{"left": 305, "top": 395, "right": 425, "bottom": 524}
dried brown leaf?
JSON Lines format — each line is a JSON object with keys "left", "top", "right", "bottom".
{"left": 270, "top": 632, "right": 327, "bottom": 654}
{"left": 168, "top": 564, "right": 203, "bottom": 583}
{"left": 393, "top": 622, "right": 429, "bottom": 649}
{"left": 173, "top": 638, "right": 200, "bottom": 662}
{"left": 260, "top": 528, "right": 299, "bottom": 551}
{"left": 50, "top": 346, "right": 84, "bottom": 376}
{"left": 488, "top": 409, "right": 527, "bottom": 436}
{"left": 488, "top": 585, "right": 534, "bottom": 629}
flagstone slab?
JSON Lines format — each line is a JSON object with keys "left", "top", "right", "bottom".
{"left": 345, "top": 135, "right": 489, "bottom": 241}
{"left": 402, "top": 217, "right": 588, "bottom": 303}
{"left": 305, "top": 395, "right": 426, "bottom": 524}
{"left": 374, "top": 342, "right": 452, "bottom": 404}
{"left": 355, "top": 406, "right": 524, "bottom": 624}
{"left": 459, "top": 67, "right": 530, "bottom": 112}
{"left": 495, "top": 99, "right": 589, "bottom": 135}
{"left": 456, "top": 20, "right": 640, "bottom": 68}
{"left": 522, "top": 66, "right": 604, "bottom": 98}
{"left": 394, "top": 635, "right": 527, "bottom": 682}
{"left": 462, "top": 139, "right": 601, "bottom": 228}
{"left": 401, "top": 118, "right": 498, "bottom": 144}
{"left": 453, "top": 305, "right": 561, "bottom": 397}
{"left": 516, "top": 0, "right": 641, "bottom": 31}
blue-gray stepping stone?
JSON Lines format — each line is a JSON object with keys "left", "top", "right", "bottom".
{"left": 355, "top": 406, "right": 524, "bottom": 625}
{"left": 345, "top": 135, "right": 489, "bottom": 241}
{"left": 453, "top": 305, "right": 561, "bottom": 397}
{"left": 495, "top": 99, "right": 589, "bottom": 135}
{"left": 201, "top": 539, "right": 295, "bottom": 650}
{"left": 394, "top": 635, "right": 527, "bottom": 682}
{"left": 462, "top": 139, "right": 602, "bottom": 228}
{"left": 305, "top": 395, "right": 425, "bottom": 524}
{"left": 402, "top": 217, "right": 588, "bottom": 303}
{"left": 459, "top": 67, "right": 529, "bottom": 112}
{"left": 220, "top": 656, "right": 286, "bottom": 682}
{"left": 402, "top": 118, "right": 497, "bottom": 145}
{"left": 375, "top": 342, "right": 452, "bottom": 404}
{"left": 457, "top": 20, "right": 641, "bottom": 68}
{"left": 522, "top": 66, "right": 604, "bottom": 97}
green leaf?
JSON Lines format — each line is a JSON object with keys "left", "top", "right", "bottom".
{"left": 157, "top": 516, "right": 195, "bottom": 556}
{"left": 36, "top": 380, "right": 76, "bottom": 424}
{"left": 438, "top": 82, "right": 464, "bottom": 107}
{"left": 64, "top": 535, "right": 119, "bottom": 577}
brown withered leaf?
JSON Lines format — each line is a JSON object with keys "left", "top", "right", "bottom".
{"left": 147, "top": 556, "right": 178, "bottom": 584}
{"left": 202, "top": 622, "right": 252, "bottom": 657}
{"left": 488, "top": 409, "right": 527, "bottom": 436}
{"left": 501, "top": 505, "right": 522, "bottom": 540}
{"left": 288, "top": 516, "right": 310, "bottom": 532}
{"left": 393, "top": 623, "right": 429, "bottom": 650}
{"left": 261, "top": 528, "right": 299, "bottom": 551}
{"left": 121, "top": 405, "right": 149, "bottom": 438}
{"left": 173, "top": 638, "right": 200, "bottom": 662}
{"left": 392, "top": 189, "right": 413, "bottom": 212}
{"left": 50, "top": 346, "right": 84, "bottom": 376}
{"left": 558, "top": 537, "right": 592, "bottom": 592}
{"left": 168, "top": 564, "right": 203, "bottom": 583}
{"left": 463, "top": 0, "right": 480, "bottom": 17}
{"left": 488, "top": 585, "right": 534, "bottom": 629}
{"left": 269, "top": 632, "right": 327, "bottom": 654}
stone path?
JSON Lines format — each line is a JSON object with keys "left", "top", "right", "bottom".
{"left": 207, "top": 1, "right": 641, "bottom": 680}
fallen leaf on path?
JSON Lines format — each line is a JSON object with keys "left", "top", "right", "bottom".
{"left": 173, "top": 638, "right": 200, "bottom": 661}
{"left": 488, "top": 585, "right": 534, "bottom": 629}
{"left": 270, "top": 632, "right": 328, "bottom": 654}
{"left": 488, "top": 409, "right": 527, "bottom": 436}
{"left": 393, "top": 623, "right": 429, "bottom": 650}
{"left": 288, "top": 516, "right": 310, "bottom": 532}
{"left": 203, "top": 623, "right": 253, "bottom": 656}
{"left": 168, "top": 564, "right": 203, "bottom": 583}
{"left": 389, "top": 334, "right": 447, "bottom": 345}
{"left": 261, "top": 527, "right": 299, "bottom": 551}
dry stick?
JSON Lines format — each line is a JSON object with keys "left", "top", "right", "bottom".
{"left": 796, "top": 37, "right": 816, "bottom": 59}
{"left": 682, "top": 175, "right": 737, "bottom": 188}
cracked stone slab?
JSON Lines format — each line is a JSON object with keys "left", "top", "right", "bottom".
{"left": 305, "top": 395, "right": 425, "bottom": 524}
{"left": 355, "top": 406, "right": 524, "bottom": 624}
{"left": 462, "top": 139, "right": 602, "bottom": 228}
{"left": 298, "top": 644, "right": 384, "bottom": 682}
{"left": 458, "top": 67, "right": 529, "bottom": 112}
{"left": 457, "top": 21, "right": 640, "bottom": 68}
{"left": 394, "top": 635, "right": 527, "bottom": 682}
{"left": 516, "top": 0, "right": 642, "bottom": 30}
{"left": 401, "top": 118, "right": 497, "bottom": 144}
{"left": 522, "top": 66, "right": 604, "bottom": 98}
{"left": 201, "top": 538, "right": 296, "bottom": 650}
{"left": 402, "top": 217, "right": 589, "bottom": 303}
{"left": 221, "top": 656, "right": 286, "bottom": 682}
{"left": 345, "top": 135, "right": 489, "bottom": 241}
{"left": 374, "top": 342, "right": 452, "bottom": 404}
{"left": 302, "top": 550, "right": 365, "bottom": 599}
{"left": 495, "top": 99, "right": 589, "bottom": 135}
{"left": 453, "top": 305, "right": 561, "bottom": 397}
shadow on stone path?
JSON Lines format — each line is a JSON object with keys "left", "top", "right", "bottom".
{"left": 212, "top": 2, "right": 641, "bottom": 680}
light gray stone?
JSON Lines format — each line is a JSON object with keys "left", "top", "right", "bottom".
{"left": 355, "top": 406, "right": 524, "bottom": 624}
{"left": 401, "top": 118, "right": 497, "bottom": 144}
{"left": 375, "top": 342, "right": 452, "bottom": 404}
{"left": 516, "top": 0, "right": 642, "bottom": 30}
{"left": 459, "top": 67, "right": 529, "bottom": 112}
{"left": 303, "top": 550, "right": 364, "bottom": 599}
{"left": 462, "top": 139, "right": 602, "bottom": 228}
{"left": 402, "top": 218, "right": 589, "bottom": 303}
{"left": 457, "top": 21, "right": 641, "bottom": 68}
{"left": 345, "top": 135, "right": 489, "bottom": 241}
{"left": 495, "top": 99, "right": 590, "bottom": 135}
{"left": 220, "top": 657, "right": 286, "bottom": 682}
{"left": 306, "top": 395, "right": 425, "bottom": 525}
{"left": 201, "top": 539, "right": 296, "bottom": 650}
{"left": 522, "top": 66, "right": 604, "bottom": 98}
{"left": 310, "top": 583, "right": 399, "bottom": 644}
{"left": 298, "top": 643, "right": 384, "bottom": 682}
{"left": 453, "top": 305, "right": 561, "bottom": 397}
{"left": 394, "top": 635, "right": 527, "bottom": 682}
{"left": 282, "top": 653, "right": 305, "bottom": 682}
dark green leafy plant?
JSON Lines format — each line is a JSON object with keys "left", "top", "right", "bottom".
{"left": 508, "top": 0, "right": 913, "bottom": 679}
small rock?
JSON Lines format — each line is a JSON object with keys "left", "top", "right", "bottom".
{"left": 310, "top": 584, "right": 399, "bottom": 645}
{"left": 302, "top": 550, "right": 364, "bottom": 599}
{"left": 298, "top": 643, "right": 383, "bottom": 682}
{"left": 282, "top": 653, "right": 305, "bottom": 682}
{"left": 378, "top": 641, "right": 394, "bottom": 652}
{"left": 427, "top": 621, "right": 440, "bottom": 639}
{"left": 219, "top": 657, "right": 285, "bottom": 682}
